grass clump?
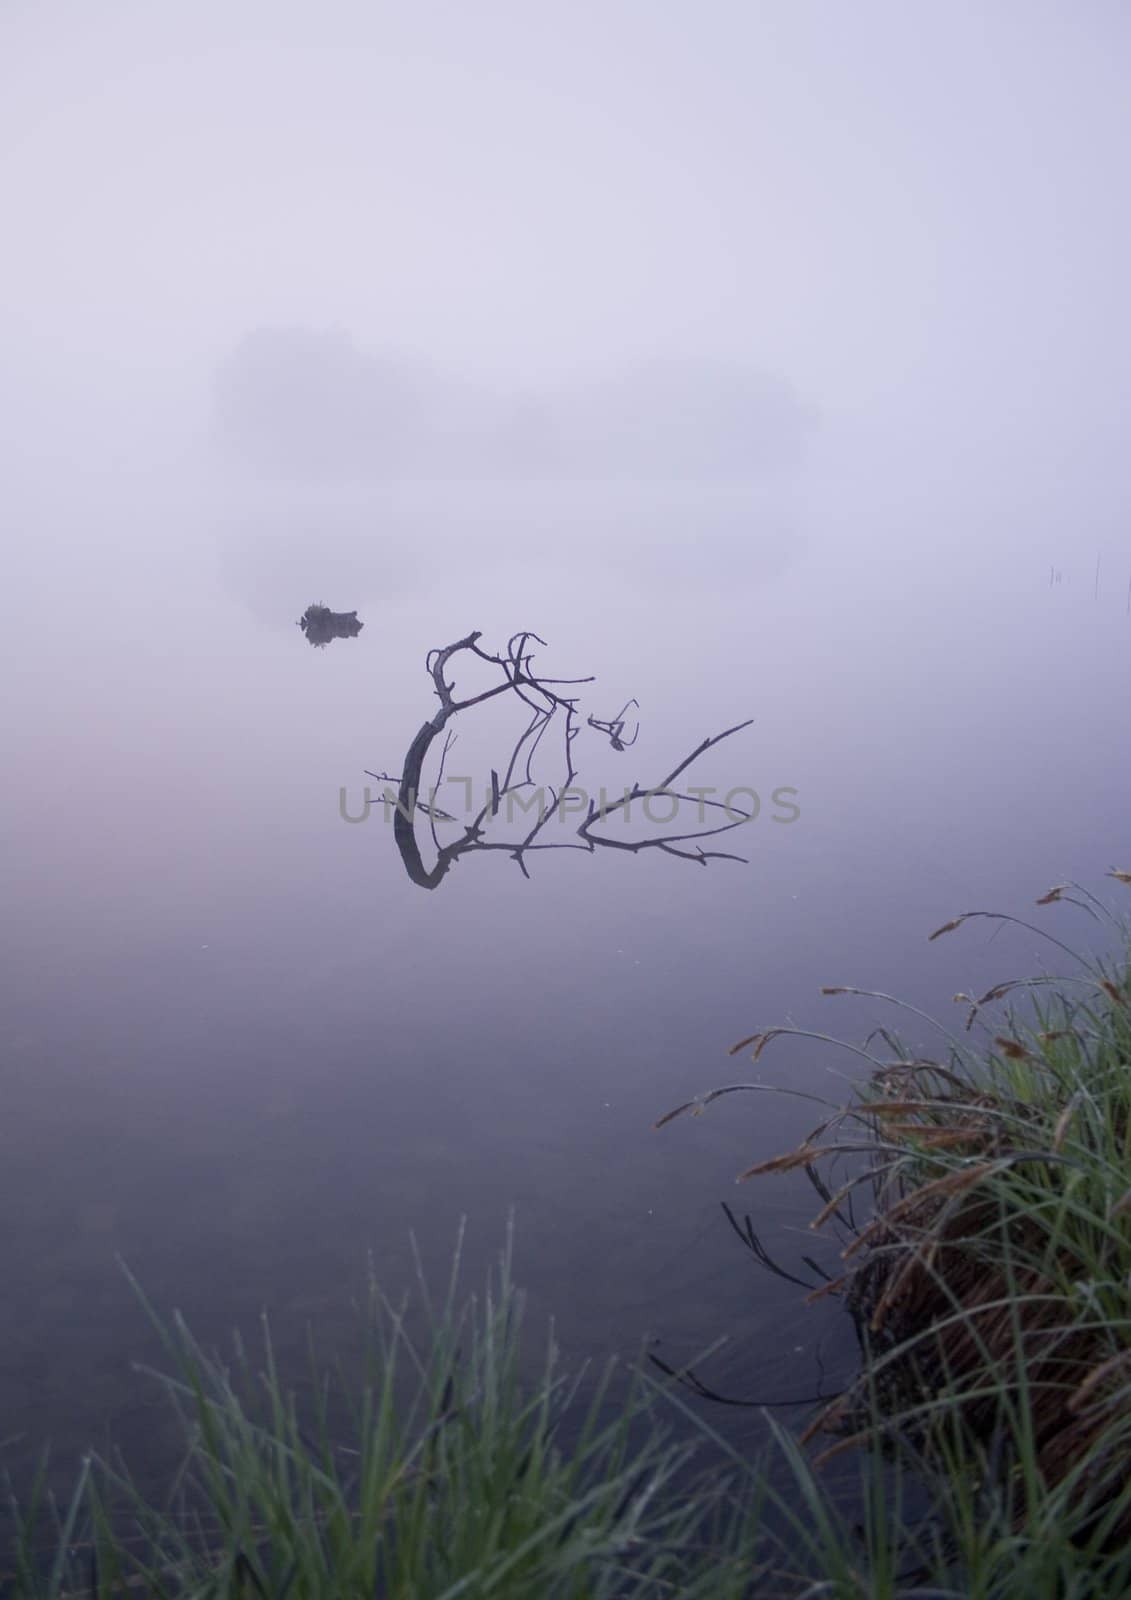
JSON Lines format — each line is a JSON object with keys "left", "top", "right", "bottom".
{"left": 659, "top": 875, "right": 1131, "bottom": 1584}
{"left": 3, "top": 1227, "right": 761, "bottom": 1599}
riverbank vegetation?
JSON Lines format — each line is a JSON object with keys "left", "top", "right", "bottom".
{"left": 5, "top": 883, "right": 1131, "bottom": 1597}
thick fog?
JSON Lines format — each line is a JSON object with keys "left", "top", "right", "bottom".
{"left": 2, "top": 0, "right": 1130, "bottom": 1490}
{"left": 3, "top": 3, "right": 1129, "bottom": 521}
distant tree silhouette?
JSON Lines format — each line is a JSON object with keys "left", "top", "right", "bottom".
{"left": 214, "top": 327, "right": 429, "bottom": 477}
{"left": 213, "top": 326, "right": 812, "bottom": 480}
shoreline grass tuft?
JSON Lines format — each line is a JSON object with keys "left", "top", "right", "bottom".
{"left": 660, "top": 876, "right": 1131, "bottom": 1584}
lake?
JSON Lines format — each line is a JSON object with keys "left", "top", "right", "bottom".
{"left": 2, "top": 458, "right": 1127, "bottom": 1497}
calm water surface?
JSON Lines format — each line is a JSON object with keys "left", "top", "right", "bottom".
{"left": 2, "top": 466, "right": 1127, "bottom": 1492}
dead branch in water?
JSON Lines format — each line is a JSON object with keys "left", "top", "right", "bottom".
{"left": 370, "top": 630, "right": 754, "bottom": 889}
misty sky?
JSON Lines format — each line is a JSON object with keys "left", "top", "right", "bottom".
{"left": 3, "top": 0, "right": 1129, "bottom": 537}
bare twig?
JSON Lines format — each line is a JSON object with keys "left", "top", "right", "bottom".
{"left": 373, "top": 631, "right": 754, "bottom": 889}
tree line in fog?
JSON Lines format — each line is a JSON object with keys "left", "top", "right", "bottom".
{"left": 212, "top": 326, "right": 812, "bottom": 481}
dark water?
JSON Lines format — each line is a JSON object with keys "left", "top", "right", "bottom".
{"left": 2, "top": 464, "right": 1128, "bottom": 1495}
